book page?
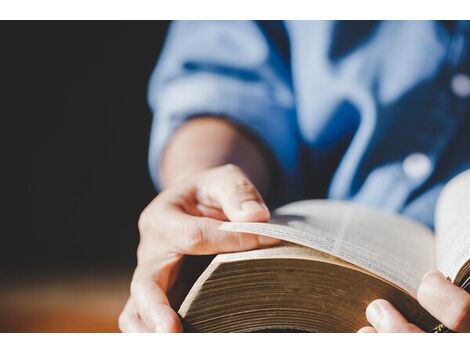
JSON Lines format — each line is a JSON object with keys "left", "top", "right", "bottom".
{"left": 435, "top": 170, "right": 470, "bottom": 284}
{"left": 219, "top": 200, "right": 435, "bottom": 296}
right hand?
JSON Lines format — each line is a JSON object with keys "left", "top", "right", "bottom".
{"left": 118, "top": 164, "right": 280, "bottom": 332}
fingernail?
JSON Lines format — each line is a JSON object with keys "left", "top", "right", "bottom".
{"left": 241, "top": 200, "right": 267, "bottom": 212}
{"left": 258, "top": 235, "right": 281, "bottom": 246}
{"left": 366, "top": 301, "right": 383, "bottom": 325}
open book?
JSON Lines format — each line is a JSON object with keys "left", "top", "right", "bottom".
{"left": 178, "top": 171, "right": 470, "bottom": 332}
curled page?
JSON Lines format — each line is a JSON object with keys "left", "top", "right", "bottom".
{"left": 436, "top": 170, "right": 470, "bottom": 284}
{"left": 219, "top": 200, "right": 435, "bottom": 296}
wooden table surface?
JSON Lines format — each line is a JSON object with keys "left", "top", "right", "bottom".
{"left": 0, "top": 271, "right": 132, "bottom": 332}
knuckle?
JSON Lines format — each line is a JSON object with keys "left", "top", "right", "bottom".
{"left": 137, "top": 208, "right": 151, "bottom": 235}
{"left": 229, "top": 232, "right": 244, "bottom": 251}
{"left": 137, "top": 205, "right": 165, "bottom": 240}
{"left": 238, "top": 233, "right": 259, "bottom": 250}
{"left": 447, "top": 296, "right": 470, "bottom": 332}
{"left": 230, "top": 179, "right": 257, "bottom": 197}
{"left": 181, "top": 222, "right": 204, "bottom": 251}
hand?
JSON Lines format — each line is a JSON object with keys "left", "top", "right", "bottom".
{"left": 358, "top": 270, "right": 470, "bottom": 333}
{"left": 118, "top": 164, "right": 279, "bottom": 332}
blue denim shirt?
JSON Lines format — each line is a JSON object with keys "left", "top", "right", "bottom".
{"left": 148, "top": 21, "right": 470, "bottom": 229}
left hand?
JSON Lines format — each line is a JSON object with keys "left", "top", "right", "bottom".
{"left": 358, "top": 270, "right": 470, "bottom": 333}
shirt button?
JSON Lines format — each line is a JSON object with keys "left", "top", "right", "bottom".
{"left": 451, "top": 73, "right": 470, "bottom": 98}
{"left": 402, "top": 153, "right": 432, "bottom": 180}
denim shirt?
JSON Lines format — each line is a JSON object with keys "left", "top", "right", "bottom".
{"left": 148, "top": 21, "right": 470, "bottom": 229}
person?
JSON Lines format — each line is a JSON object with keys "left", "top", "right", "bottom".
{"left": 119, "top": 21, "right": 470, "bottom": 333}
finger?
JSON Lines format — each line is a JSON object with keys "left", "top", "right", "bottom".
{"left": 196, "top": 203, "right": 229, "bottom": 221}
{"left": 170, "top": 212, "right": 280, "bottom": 255}
{"left": 119, "top": 298, "right": 152, "bottom": 333}
{"left": 366, "top": 299, "right": 423, "bottom": 333}
{"left": 199, "top": 164, "right": 270, "bottom": 222}
{"left": 417, "top": 270, "right": 470, "bottom": 332}
{"left": 357, "top": 326, "right": 377, "bottom": 333}
{"left": 131, "top": 264, "right": 183, "bottom": 333}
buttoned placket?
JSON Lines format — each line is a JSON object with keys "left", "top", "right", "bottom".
{"left": 399, "top": 20, "right": 470, "bottom": 208}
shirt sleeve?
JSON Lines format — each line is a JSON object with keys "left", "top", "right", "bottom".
{"left": 147, "top": 21, "right": 301, "bottom": 200}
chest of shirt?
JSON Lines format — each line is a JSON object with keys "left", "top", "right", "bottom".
{"left": 284, "top": 21, "right": 470, "bottom": 219}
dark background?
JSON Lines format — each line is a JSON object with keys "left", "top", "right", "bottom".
{"left": 1, "top": 21, "right": 170, "bottom": 279}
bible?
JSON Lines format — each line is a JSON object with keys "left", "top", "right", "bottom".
{"left": 178, "top": 171, "right": 470, "bottom": 332}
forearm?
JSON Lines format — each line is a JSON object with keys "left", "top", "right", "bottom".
{"left": 159, "top": 116, "right": 271, "bottom": 196}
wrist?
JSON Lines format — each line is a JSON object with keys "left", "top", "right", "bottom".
{"left": 159, "top": 116, "right": 271, "bottom": 195}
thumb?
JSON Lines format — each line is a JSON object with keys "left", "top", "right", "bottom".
{"left": 200, "top": 164, "right": 270, "bottom": 222}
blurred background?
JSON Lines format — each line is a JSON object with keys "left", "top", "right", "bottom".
{"left": 0, "top": 21, "right": 170, "bottom": 332}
